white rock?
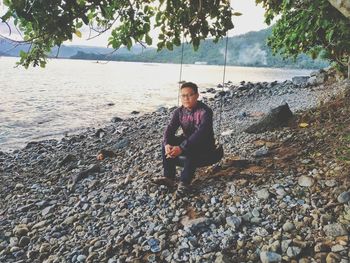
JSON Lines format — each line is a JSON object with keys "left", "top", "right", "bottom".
{"left": 298, "top": 176, "right": 315, "bottom": 187}
{"left": 287, "top": 246, "right": 301, "bottom": 257}
{"left": 257, "top": 189, "right": 270, "bottom": 200}
{"left": 260, "top": 251, "right": 282, "bottom": 263}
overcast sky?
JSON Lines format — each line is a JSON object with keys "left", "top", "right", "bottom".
{"left": 0, "top": 0, "right": 270, "bottom": 47}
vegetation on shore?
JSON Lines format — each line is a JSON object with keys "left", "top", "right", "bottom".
{"left": 70, "top": 28, "right": 328, "bottom": 69}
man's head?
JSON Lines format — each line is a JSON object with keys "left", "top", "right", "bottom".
{"left": 180, "top": 82, "right": 199, "bottom": 110}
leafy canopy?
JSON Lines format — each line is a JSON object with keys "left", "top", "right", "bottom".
{"left": 1, "top": 0, "right": 236, "bottom": 68}
{"left": 257, "top": 0, "right": 350, "bottom": 73}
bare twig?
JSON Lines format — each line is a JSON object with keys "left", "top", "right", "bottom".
{"left": 86, "top": 15, "right": 120, "bottom": 41}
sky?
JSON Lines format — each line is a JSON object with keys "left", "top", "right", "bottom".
{"left": 0, "top": 0, "right": 270, "bottom": 47}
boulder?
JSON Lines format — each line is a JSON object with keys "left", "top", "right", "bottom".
{"left": 245, "top": 103, "right": 293, "bottom": 134}
{"left": 111, "top": 117, "right": 123, "bottom": 123}
{"left": 292, "top": 76, "right": 309, "bottom": 85}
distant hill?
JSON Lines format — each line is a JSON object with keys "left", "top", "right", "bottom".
{"left": 0, "top": 40, "right": 143, "bottom": 58}
{"left": 0, "top": 28, "right": 329, "bottom": 69}
{"left": 71, "top": 28, "right": 329, "bottom": 69}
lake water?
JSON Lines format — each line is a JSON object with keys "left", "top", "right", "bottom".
{"left": 0, "top": 57, "right": 312, "bottom": 151}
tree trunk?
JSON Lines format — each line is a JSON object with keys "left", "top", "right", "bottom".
{"left": 328, "top": 0, "right": 350, "bottom": 19}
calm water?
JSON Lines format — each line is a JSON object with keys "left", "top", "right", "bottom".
{"left": 0, "top": 57, "right": 312, "bottom": 151}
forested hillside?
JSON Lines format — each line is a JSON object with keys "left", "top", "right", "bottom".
{"left": 71, "top": 28, "right": 328, "bottom": 69}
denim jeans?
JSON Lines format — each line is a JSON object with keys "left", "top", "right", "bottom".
{"left": 162, "top": 136, "right": 214, "bottom": 185}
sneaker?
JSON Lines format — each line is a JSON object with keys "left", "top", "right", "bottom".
{"left": 176, "top": 182, "right": 190, "bottom": 195}
{"left": 152, "top": 176, "right": 175, "bottom": 187}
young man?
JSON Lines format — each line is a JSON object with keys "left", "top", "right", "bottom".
{"left": 156, "top": 82, "right": 216, "bottom": 194}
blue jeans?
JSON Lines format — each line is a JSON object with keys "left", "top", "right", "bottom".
{"left": 162, "top": 136, "right": 214, "bottom": 185}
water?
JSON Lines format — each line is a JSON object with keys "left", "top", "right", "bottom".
{"left": 0, "top": 57, "right": 312, "bottom": 151}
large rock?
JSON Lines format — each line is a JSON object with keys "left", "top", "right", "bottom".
{"left": 323, "top": 223, "right": 348, "bottom": 237}
{"left": 245, "top": 103, "right": 293, "bottom": 134}
{"left": 292, "top": 76, "right": 309, "bottom": 85}
{"left": 260, "top": 251, "right": 282, "bottom": 263}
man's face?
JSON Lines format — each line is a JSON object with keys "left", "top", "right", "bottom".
{"left": 180, "top": 87, "right": 199, "bottom": 110}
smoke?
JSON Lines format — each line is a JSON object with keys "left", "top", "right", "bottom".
{"left": 237, "top": 43, "right": 267, "bottom": 65}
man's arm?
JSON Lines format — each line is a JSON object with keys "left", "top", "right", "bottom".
{"left": 163, "top": 109, "right": 180, "bottom": 145}
{"left": 180, "top": 109, "right": 213, "bottom": 152}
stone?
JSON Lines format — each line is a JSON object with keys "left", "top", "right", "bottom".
{"left": 331, "top": 244, "right": 345, "bottom": 252}
{"left": 32, "top": 220, "right": 47, "bottom": 229}
{"left": 324, "top": 223, "right": 348, "bottom": 237}
{"left": 255, "top": 147, "right": 269, "bottom": 157}
{"left": 62, "top": 215, "right": 77, "bottom": 225}
{"left": 325, "top": 180, "right": 337, "bottom": 187}
{"left": 18, "top": 236, "right": 30, "bottom": 247}
{"left": 226, "top": 216, "right": 242, "bottom": 229}
{"left": 286, "top": 246, "right": 301, "bottom": 258}
{"left": 281, "top": 240, "right": 292, "bottom": 253}
{"left": 111, "top": 117, "right": 123, "bottom": 123}
{"left": 13, "top": 225, "right": 29, "bottom": 237}
{"left": 282, "top": 222, "right": 295, "bottom": 232}
{"left": 245, "top": 103, "right": 293, "bottom": 134}
{"left": 337, "top": 191, "right": 350, "bottom": 203}
{"left": 292, "top": 76, "right": 309, "bottom": 85}
{"left": 42, "top": 205, "right": 55, "bottom": 216}
{"left": 257, "top": 189, "right": 270, "bottom": 200}
{"left": 58, "top": 154, "right": 76, "bottom": 167}
{"left": 78, "top": 163, "right": 100, "bottom": 180}
{"left": 77, "top": 254, "right": 87, "bottom": 262}
{"left": 15, "top": 183, "right": 24, "bottom": 190}
{"left": 39, "top": 243, "right": 51, "bottom": 253}
{"left": 259, "top": 251, "right": 282, "bottom": 263}
{"left": 180, "top": 217, "right": 212, "bottom": 231}
{"left": 326, "top": 252, "right": 342, "bottom": 263}
{"left": 298, "top": 176, "right": 315, "bottom": 187}
{"left": 115, "top": 139, "right": 129, "bottom": 149}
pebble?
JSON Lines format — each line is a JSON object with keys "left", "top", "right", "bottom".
{"left": 260, "top": 251, "right": 282, "bottom": 263}
{"left": 337, "top": 191, "right": 350, "bottom": 203}
{"left": 18, "top": 236, "right": 30, "bottom": 247}
{"left": 0, "top": 77, "right": 347, "bottom": 262}
{"left": 77, "top": 254, "right": 87, "bottom": 262}
{"left": 226, "top": 216, "right": 242, "bottom": 229}
{"left": 13, "top": 225, "right": 29, "bottom": 237}
{"left": 323, "top": 223, "right": 348, "bottom": 237}
{"left": 257, "top": 188, "right": 270, "bottom": 199}
{"left": 298, "top": 175, "right": 315, "bottom": 187}
{"left": 282, "top": 221, "right": 295, "bottom": 232}
{"left": 287, "top": 246, "right": 301, "bottom": 258}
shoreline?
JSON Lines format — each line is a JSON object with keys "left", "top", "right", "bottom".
{"left": 0, "top": 70, "right": 314, "bottom": 154}
{"left": 1, "top": 75, "right": 348, "bottom": 262}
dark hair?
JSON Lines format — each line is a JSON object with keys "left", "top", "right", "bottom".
{"left": 181, "top": 82, "right": 198, "bottom": 94}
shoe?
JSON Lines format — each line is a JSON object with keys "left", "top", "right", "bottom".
{"left": 176, "top": 182, "right": 190, "bottom": 195}
{"left": 152, "top": 176, "right": 175, "bottom": 187}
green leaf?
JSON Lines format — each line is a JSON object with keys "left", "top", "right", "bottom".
{"left": 145, "top": 35, "right": 152, "bottom": 45}
{"left": 173, "top": 37, "right": 181, "bottom": 46}
{"left": 143, "top": 23, "right": 150, "bottom": 33}
{"left": 166, "top": 42, "right": 173, "bottom": 50}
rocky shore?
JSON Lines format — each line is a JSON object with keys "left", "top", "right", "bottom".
{"left": 1, "top": 72, "right": 349, "bottom": 263}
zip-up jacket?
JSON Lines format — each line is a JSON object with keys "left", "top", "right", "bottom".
{"left": 163, "top": 101, "right": 215, "bottom": 152}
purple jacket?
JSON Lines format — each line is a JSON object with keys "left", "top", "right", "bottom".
{"left": 163, "top": 101, "right": 215, "bottom": 152}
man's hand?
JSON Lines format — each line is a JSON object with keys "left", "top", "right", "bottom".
{"left": 165, "top": 144, "right": 173, "bottom": 158}
{"left": 168, "top": 146, "right": 182, "bottom": 158}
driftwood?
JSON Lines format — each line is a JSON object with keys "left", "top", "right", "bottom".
{"left": 245, "top": 103, "right": 294, "bottom": 134}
